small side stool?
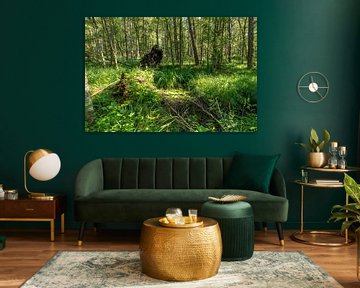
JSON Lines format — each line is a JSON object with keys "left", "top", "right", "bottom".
{"left": 201, "top": 200, "right": 254, "bottom": 261}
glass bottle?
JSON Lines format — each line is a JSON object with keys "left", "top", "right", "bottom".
{"left": 301, "top": 169, "right": 308, "bottom": 183}
{"left": 328, "top": 142, "right": 338, "bottom": 169}
{"left": 337, "top": 146, "right": 347, "bottom": 169}
{"left": 0, "top": 184, "right": 4, "bottom": 199}
{"left": 6, "top": 189, "right": 18, "bottom": 200}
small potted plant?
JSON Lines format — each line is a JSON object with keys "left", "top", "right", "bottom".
{"left": 329, "top": 173, "right": 360, "bottom": 279}
{"left": 296, "top": 128, "right": 330, "bottom": 167}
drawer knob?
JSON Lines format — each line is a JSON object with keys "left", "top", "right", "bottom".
{"left": 25, "top": 208, "right": 35, "bottom": 211}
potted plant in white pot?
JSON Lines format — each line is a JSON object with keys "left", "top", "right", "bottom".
{"left": 329, "top": 173, "right": 360, "bottom": 279}
{"left": 297, "top": 128, "right": 330, "bottom": 168}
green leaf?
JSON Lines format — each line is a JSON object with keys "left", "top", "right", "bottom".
{"left": 296, "top": 142, "right": 312, "bottom": 152}
{"left": 317, "top": 140, "right": 325, "bottom": 152}
{"left": 341, "top": 220, "right": 358, "bottom": 234}
{"left": 344, "top": 173, "right": 360, "bottom": 204}
{"left": 310, "top": 128, "right": 319, "bottom": 144}
{"left": 342, "top": 205, "right": 360, "bottom": 215}
{"left": 331, "top": 203, "right": 360, "bottom": 215}
{"left": 308, "top": 137, "right": 317, "bottom": 152}
{"left": 330, "top": 211, "right": 357, "bottom": 220}
{"left": 323, "top": 129, "right": 330, "bottom": 144}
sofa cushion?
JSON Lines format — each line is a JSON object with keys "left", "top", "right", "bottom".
{"left": 75, "top": 188, "right": 288, "bottom": 223}
{"left": 224, "top": 153, "right": 280, "bottom": 193}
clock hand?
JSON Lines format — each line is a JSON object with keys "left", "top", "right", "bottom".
{"left": 310, "top": 76, "right": 316, "bottom": 89}
{"left": 316, "top": 90, "right": 323, "bottom": 98}
{"left": 308, "top": 76, "right": 316, "bottom": 91}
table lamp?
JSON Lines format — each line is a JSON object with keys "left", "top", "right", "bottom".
{"left": 24, "top": 148, "right": 61, "bottom": 199}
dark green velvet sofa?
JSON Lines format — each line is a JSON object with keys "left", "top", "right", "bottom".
{"left": 74, "top": 157, "right": 288, "bottom": 245}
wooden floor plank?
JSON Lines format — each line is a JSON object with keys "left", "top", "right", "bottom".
{"left": 0, "top": 229, "right": 357, "bottom": 287}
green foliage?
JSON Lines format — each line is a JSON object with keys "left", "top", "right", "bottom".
{"left": 86, "top": 64, "right": 124, "bottom": 93}
{"left": 126, "top": 68, "right": 159, "bottom": 104}
{"left": 118, "top": 58, "right": 141, "bottom": 69}
{"left": 218, "top": 111, "right": 257, "bottom": 132}
{"left": 188, "top": 73, "right": 257, "bottom": 107}
{"left": 85, "top": 17, "right": 257, "bottom": 69}
{"left": 344, "top": 173, "right": 360, "bottom": 205}
{"left": 87, "top": 97, "right": 168, "bottom": 132}
{"left": 329, "top": 174, "right": 360, "bottom": 233}
{"left": 86, "top": 64, "right": 257, "bottom": 132}
{"left": 296, "top": 128, "right": 331, "bottom": 152}
{"left": 153, "top": 67, "right": 196, "bottom": 89}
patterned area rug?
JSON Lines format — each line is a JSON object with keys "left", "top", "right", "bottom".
{"left": 21, "top": 251, "right": 342, "bottom": 288}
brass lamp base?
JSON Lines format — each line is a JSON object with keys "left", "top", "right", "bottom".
{"left": 28, "top": 193, "right": 55, "bottom": 200}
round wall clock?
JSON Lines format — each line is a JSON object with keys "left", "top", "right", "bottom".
{"left": 297, "top": 72, "right": 329, "bottom": 103}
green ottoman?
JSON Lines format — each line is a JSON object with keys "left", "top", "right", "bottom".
{"left": 201, "top": 201, "right": 254, "bottom": 261}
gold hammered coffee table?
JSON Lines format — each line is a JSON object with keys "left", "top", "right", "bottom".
{"left": 139, "top": 217, "right": 222, "bottom": 281}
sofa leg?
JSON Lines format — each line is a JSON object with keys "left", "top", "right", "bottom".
{"left": 275, "top": 222, "right": 284, "bottom": 246}
{"left": 78, "top": 222, "right": 86, "bottom": 246}
{"left": 262, "top": 222, "right": 268, "bottom": 232}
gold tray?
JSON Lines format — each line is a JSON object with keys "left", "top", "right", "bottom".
{"left": 208, "top": 194, "right": 246, "bottom": 203}
{"left": 159, "top": 216, "right": 204, "bottom": 228}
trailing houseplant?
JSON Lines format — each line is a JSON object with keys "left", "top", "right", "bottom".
{"left": 296, "top": 128, "right": 330, "bottom": 167}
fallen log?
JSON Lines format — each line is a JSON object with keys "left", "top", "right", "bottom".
{"left": 91, "top": 79, "right": 120, "bottom": 97}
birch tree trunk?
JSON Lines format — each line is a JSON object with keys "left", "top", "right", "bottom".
{"left": 173, "top": 17, "right": 179, "bottom": 63}
{"left": 85, "top": 71, "right": 94, "bottom": 124}
{"left": 123, "top": 18, "right": 129, "bottom": 60}
{"left": 166, "top": 18, "right": 175, "bottom": 65}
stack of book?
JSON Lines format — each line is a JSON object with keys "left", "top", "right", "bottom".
{"left": 314, "top": 179, "right": 341, "bottom": 185}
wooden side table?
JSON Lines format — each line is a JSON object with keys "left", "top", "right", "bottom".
{"left": 0, "top": 195, "right": 66, "bottom": 241}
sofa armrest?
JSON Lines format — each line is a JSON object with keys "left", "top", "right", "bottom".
{"left": 269, "top": 168, "right": 287, "bottom": 198}
{"left": 75, "top": 159, "right": 104, "bottom": 199}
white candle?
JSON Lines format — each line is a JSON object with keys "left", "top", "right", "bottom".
{"left": 338, "top": 146, "right": 346, "bottom": 153}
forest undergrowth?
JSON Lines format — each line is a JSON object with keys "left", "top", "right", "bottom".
{"left": 86, "top": 61, "right": 257, "bottom": 132}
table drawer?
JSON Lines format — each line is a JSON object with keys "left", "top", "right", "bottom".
{"left": 1, "top": 201, "right": 55, "bottom": 218}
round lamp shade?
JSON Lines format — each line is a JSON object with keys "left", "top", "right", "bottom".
{"left": 28, "top": 149, "right": 61, "bottom": 181}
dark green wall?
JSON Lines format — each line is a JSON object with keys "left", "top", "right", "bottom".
{"left": 1, "top": 0, "right": 359, "bottom": 230}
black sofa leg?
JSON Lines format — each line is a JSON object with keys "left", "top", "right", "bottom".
{"left": 78, "top": 222, "right": 86, "bottom": 246}
{"left": 262, "top": 222, "right": 268, "bottom": 232}
{"left": 275, "top": 222, "right": 285, "bottom": 246}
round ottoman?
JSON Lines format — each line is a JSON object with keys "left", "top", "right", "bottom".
{"left": 201, "top": 200, "right": 254, "bottom": 261}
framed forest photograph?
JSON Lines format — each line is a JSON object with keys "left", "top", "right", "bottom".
{"left": 85, "top": 17, "right": 257, "bottom": 132}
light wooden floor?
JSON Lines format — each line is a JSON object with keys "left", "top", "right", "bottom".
{"left": 0, "top": 228, "right": 358, "bottom": 288}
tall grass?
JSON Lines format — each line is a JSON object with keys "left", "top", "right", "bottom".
{"left": 86, "top": 64, "right": 124, "bottom": 94}
{"left": 86, "top": 63, "right": 257, "bottom": 132}
{"left": 153, "top": 67, "right": 196, "bottom": 89}
{"left": 188, "top": 74, "right": 257, "bottom": 106}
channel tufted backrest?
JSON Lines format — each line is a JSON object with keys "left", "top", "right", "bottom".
{"left": 102, "top": 158, "right": 233, "bottom": 189}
